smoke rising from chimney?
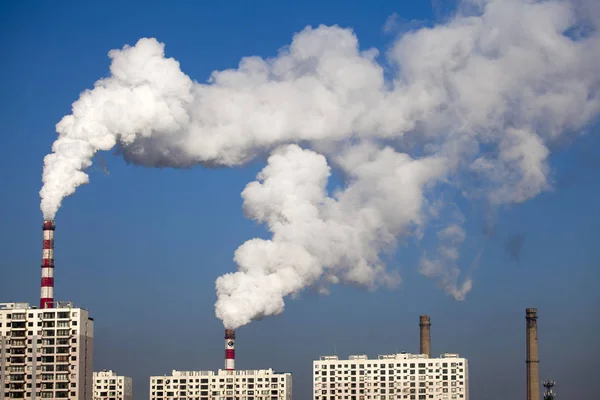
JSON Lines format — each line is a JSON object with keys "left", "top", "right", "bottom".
{"left": 39, "top": 0, "right": 600, "bottom": 329}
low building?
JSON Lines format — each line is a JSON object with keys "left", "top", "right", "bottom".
{"left": 0, "top": 302, "right": 94, "bottom": 400}
{"left": 313, "top": 353, "right": 468, "bottom": 400}
{"left": 150, "top": 369, "right": 292, "bottom": 400}
{"left": 93, "top": 370, "right": 132, "bottom": 400}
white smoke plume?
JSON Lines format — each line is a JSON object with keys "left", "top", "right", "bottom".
{"left": 40, "top": 0, "right": 600, "bottom": 329}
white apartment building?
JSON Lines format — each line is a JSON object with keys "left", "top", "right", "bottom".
{"left": 93, "top": 370, "right": 131, "bottom": 400}
{"left": 149, "top": 369, "right": 292, "bottom": 400}
{"left": 313, "top": 353, "right": 468, "bottom": 400}
{"left": 0, "top": 302, "right": 94, "bottom": 400}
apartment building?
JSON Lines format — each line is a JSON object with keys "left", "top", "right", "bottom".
{"left": 93, "top": 370, "right": 131, "bottom": 400}
{"left": 0, "top": 302, "right": 94, "bottom": 400}
{"left": 149, "top": 369, "right": 292, "bottom": 400}
{"left": 313, "top": 353, "right": 468, "bottom": 400}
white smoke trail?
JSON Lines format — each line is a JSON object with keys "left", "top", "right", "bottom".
{"left": 215, "top": 143, "right": 447, "bottom": 328}
{"left": 40, "top": 0, "right": 600, "bottom": 328}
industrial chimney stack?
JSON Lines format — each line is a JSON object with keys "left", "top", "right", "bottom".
{"left": 225, "top": 329, "right": 235, "bottom": 371}
{"left": 40, "top": 220, "right": 55, "bottom": 309}
{"left": 526, "top": 308, "right": 540, "bottom": 400}
{"left": 419, "top": 315, "right": 431, "bottom": 357}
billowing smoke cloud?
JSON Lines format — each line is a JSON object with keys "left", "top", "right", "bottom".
{"left": 40, "top": 0, "right": 600, "bottom": 329}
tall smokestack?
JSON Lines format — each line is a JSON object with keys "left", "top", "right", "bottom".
{"left": 526, "top": 308, "right": 540, "bottom": 400}
{"left": 225, "top": 329, "right": 235, "bottom": 371}
{"left": 40, "top": 220, "right": 55, "bottom": 309}
{"left": 419, "top": 315, "right": 431, "bottom": 357}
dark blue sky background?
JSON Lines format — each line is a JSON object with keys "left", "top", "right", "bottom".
{"left": 1, "top": 1, "right": 599, "bottom": 399}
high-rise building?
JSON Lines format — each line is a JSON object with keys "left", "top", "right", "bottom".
{"left": 93, "top": 370, "right": 132, "bottom": 400}
{"left": 313, "top": 353, "right": 468, "bottom": 400}
{"left": 0, "top": 302, "right": 94, "bottom": 400}
{"left": 149, "top": 369, "right": 292, "bottom": 400}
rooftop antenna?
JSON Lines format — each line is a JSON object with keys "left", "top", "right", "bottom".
{"left": 542, "top": 380, "right": 556, "bottom": 400}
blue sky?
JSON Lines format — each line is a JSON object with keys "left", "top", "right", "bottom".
{"left": 1, "top": 1, "right": 599, "bottom": 399}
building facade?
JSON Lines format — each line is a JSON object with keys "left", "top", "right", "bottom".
{"left": 313, "top": 353, "right": 468, "bottom": 400}
{"left": 149, "top": 369, "right": 292, "bottom": 400}
{"left": 93, "top": 370, "right": 131, "bottom": 400}
{"left": 0, "top": 302, "right": 94, "bottom": 400}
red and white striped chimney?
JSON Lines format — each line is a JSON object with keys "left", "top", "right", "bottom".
{"left": 40, "top": 220, "right": 55, "bottom": 309}
{"left": 225, "top": 329, "right": 235, "bottom": 371}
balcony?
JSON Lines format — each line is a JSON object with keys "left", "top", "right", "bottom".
{"left": 10, "top": 326, "right": 26, "bottom": 331}
{"left": 10, "top": 314, "right": 26, "bottom": 321}
{"left": 8, "top": 368, "right": 26, "bottom": 375}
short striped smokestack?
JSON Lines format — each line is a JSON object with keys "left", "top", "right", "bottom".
{"left": 225, "top": 329, "right": 235, "bottom": 371}
{"left": 40, "top": 220, "right": 55, "bottom": 309}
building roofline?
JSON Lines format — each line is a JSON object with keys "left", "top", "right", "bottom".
{"left": 0, "top": 301, "right": 90, "bottom": 311}
{"left": 315, "top": 352, "right": 464, "bottom": 360}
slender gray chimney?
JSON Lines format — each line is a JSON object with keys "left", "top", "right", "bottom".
{"left": 419, "top": 315, "right": 431, "bottom": 357}
{"left": 526, "top": 308, "right": 540, "bottom": 400}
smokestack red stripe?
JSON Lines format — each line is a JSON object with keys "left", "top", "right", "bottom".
{"left": 43, "top": 221, "right": 55, "bottom": 230}
{"left": 40, "top": 298, "right": 53, "bottom": 308}
{"left": 41, "top": 277, "right": 54, "bottom": 286}
{"left": 225, "top": 349, "right": 235, "bottom": 358}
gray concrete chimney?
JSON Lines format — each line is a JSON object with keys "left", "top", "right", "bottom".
{"left": 526, "top": 308, "right": 540, "bottom": 400}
